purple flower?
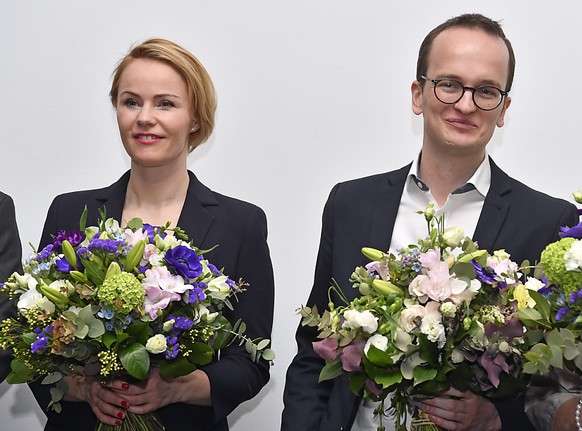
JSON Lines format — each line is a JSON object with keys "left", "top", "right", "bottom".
{"left": 188, "top": 286, "right": 206, "bottom": 304}
{"left": 226, "top": 278, "right": 237, "bottom": 291}
{"left": 165, "top": 246, "right": 202, "bottom": 279}
{"left": 207, "top": 263, "right": 220, "bottom": 276}
{"left": 52, "top": 230, "right": 85, "bottom": 248}
{"left": 55, "top": 258, "right": 73, "bottom": 273}
{"left": 173, "top": 316, "right": 195, "bottom": 330}
{"left": 165, "top": 334, "right": 179, "bottom": 359}
{"left": 561, "top": 222, "right": 582, "bottom": 239}
{"left": 36, "top": 244, "right": 54, "bottom": 260}
{"left": 31, "top": 326, "right": 53, "bottom": 354}
{"left": 143, "top": 223, "right": 167, "bottom": 243}
{"left": 472, "top": 260, "right": 497, "bottom": 285}
{"left": 88, "top": 238, "right": 125, "bottom": 254}
{"left": 556, "top": 306, "right": 570, "bottom": 321}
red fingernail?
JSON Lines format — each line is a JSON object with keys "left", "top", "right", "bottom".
{"left": 121, "top": 401, "right": 129, "bottom": 408}
{"left": 115, "top": 420, "right": 121, "bottom": 425}
{"left": 121, "top": 383, "right": 129, "bottom": 390}
{"left": 117, "top": 411, "right": 124, "bottom": 419}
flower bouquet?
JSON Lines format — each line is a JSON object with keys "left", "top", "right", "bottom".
{"left": 0, "top": 209, "right": 274, "bottom": 431}
{"left": 523, "top": 191, "right": 582, "bottom": 377}
{"left": 300, "top": 204, "right": 546, "bottom": 431}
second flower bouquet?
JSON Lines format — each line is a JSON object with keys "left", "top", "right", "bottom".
{"left": 300, "top": 204, "right": 548, "bottom": 431}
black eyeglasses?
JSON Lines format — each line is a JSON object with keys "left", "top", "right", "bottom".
{"left": 420, "top": 76, "right": 508, "bottom": 111}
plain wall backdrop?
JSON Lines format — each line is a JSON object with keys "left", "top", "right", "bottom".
{"left": 1, "top": 1, "right": 581, "bottom": 430}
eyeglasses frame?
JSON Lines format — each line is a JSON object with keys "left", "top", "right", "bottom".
{"left": 420, "top": 75, "right": 509, "bottom": 111}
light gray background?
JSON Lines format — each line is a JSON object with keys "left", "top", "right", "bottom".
{"left": 1, "top": 2, "right": 580, "bottom": 430}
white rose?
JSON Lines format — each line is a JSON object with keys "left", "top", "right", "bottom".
{"left": 364, "top": 333, "right": 388, "bottom": 354}
{"left": 442, "top": 226, "right": 465, "bottom": 247}
{"left": 145, "top": 334, "right": 167, "bottom": 354}
{"left": 399, "top": 304, "right": 425, "bottom": 333}
{"left": 342, "top": 309, "right": 378, "bottom": 334}
{"left": 565, "top": 241, "right": 582, "bottom": 271}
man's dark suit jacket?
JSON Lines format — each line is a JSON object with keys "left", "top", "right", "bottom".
{"left": 282, "top": 158, "right": 578, "bottom": 431}
{"left": 0, "top": 191, "right": 23, "bottom": 382}
{"left": 29, "top": 171, "right": 275, "bottom": 431}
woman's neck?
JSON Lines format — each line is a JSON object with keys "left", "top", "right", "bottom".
{"left": 122, "top": 164, "right": 190, "bottom": 227}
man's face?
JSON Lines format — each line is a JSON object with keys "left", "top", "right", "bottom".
{"left": 411, "top": 27, "right": 512, "bottom": 158}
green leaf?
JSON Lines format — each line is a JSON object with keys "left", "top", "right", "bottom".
{"left": 261, "top": 348, "right": 276, "bottom": 362}
{"left": 366, "top": 344, "right": 394, "bottom": 368}
{"left": 83, "top": 258, "right": 106, "bottom": 285}
{"left": 374, "top": 370, "right": 403, "bottom": 388}
{"left": 6, "top": 359, "right": 35, "bottom": 383}
{"left": 348, "top": 372, "right": 367, "bottom": 395}
{"left": 318, "top": 360, "right": 343, "bottom": 383}
{"left": 42, "top": 372, "right": 64, "bottom": 385}
{"left": 256, "top": 339, "right": 271, "bottom": 350}
{"left": 189, "top": 342, "right": 214, "bottom": 366}
{"left": 119, "top": 343, "right": 150, "bottom": 380}
{"left": 79, "top": 206, "right": 88, "bottom": 232}
{"left": 126, "top": 322, "right": 149, "bottom": 345}
{"left": 413, "top": 366, "right": 438, "bottom": 386}
{"left": 103, "top": 332, "right": 117, "bottom": 349}
{"left": 126, "top": 218, "right": 144, "bottom": 231}
{"left": 159, "top": 356, "right": 198, "bottom": 378}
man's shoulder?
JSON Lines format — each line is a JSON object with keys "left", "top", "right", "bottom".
{"left": 332, "top": 164, "right": 410, "bottom": 195}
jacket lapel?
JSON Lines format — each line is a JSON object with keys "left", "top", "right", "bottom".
{"left": 177, "top": 171, "right": 217, "bottom": 247}
{"left": 368, "top": 164, "right": 410, "bottom": 251}
{"left": 95, "top": 171, "right": 130, "bottom": 223}
{"left": 473, "top": 158, "right": 511, "bottom": 251}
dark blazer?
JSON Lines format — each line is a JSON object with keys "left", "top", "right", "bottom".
{"left": 282, "top": 158, "right": 578, "bottom": 431}
{"left": 0, "top": 191, "right": 23, "bottom": 382}
{"left": 29, "top": 171, "right": 275, "bottom": 431}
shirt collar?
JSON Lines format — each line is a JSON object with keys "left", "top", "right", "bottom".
{"left": 408, "top": 152, "right": 491, "bottom": 198}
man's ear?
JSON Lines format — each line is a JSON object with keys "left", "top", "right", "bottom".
{"left": 411, "top": 80, "right": 423, "bottom": 116}
{"left": 496, "top": 96, "right": 511, "bottom": 128}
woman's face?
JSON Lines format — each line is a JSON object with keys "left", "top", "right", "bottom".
{"left": 116, "top": 58, "right": 198, "bottom": 169}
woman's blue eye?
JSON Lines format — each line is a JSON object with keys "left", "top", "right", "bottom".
{"left": 124, "top": 99, "right": 139, "bottom": 107}
{"left": 160, "top": 100, "right": 174, "bottom": 108}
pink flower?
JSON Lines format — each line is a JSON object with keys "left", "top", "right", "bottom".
{"left": 142, "top": 267, "right": 192, "bottom": 319}
{"left": 340, "top": 339, "right": 365, "bottom": 372}
{"left": 365, "top": 261, "right": 389, "bottom": 280}
{"left": 419, "top": 248, "right": 441, "bottom": 270}
{"left": 313, "top": 338, "right": 339, "bottom": 361}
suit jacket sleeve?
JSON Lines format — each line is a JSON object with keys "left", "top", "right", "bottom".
{"left": 202, "top": 205, "right": 275, "bottom": 425}
{"left": 0, "top": 192, "right": 23, "bottom": 382}
{"left": 282, "top": 185, "right": 339, "bottom": 430}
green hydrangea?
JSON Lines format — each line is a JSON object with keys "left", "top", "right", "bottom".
{"left": 97, "top": 272, "right": 145, "bottom": 315}
{"left": 541, "top": 237, "right": 582, "bottom": 300}
{"left": 475, "top": 304, "right": 505, "bottom": 326}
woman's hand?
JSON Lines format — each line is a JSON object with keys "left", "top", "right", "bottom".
{"left": 417, "top": 387, "right": 502, "bottom": 431}
{"left": 63, "top": 375, "right": 129, "bottom": 426}
{"left": 111, "top": 368, "right": 212, "bottom": 415}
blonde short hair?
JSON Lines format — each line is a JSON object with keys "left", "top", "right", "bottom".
{"left": 110, "top": 38, "right": 217, "bottom": 151}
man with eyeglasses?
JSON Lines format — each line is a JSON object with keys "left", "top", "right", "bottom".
{"left": 282, "top": 13, "right": 577, "bottom": 431}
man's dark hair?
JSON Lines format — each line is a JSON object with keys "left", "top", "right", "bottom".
{"left": 416, "top": 13, "right": 515, "bottom": 91}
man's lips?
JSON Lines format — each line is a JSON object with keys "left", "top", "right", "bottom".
{"left": 446, "top": 118, "right": 477, "bottom": 129}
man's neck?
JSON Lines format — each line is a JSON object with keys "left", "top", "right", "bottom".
{"left": 418, "top": 148, "right": 485, "bottom": 206}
